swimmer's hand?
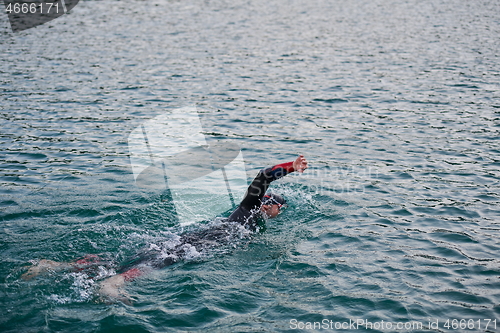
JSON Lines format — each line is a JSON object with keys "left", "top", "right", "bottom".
{"left": 293, "top": 155, "right": 308, "bottom": 173}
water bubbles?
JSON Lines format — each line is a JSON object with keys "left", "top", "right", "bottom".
{"left": 47, "top": 294, "right": 72, "bottom": 305}
{"left": 181, "top": 244, "right": 201, "bottom": 260}
{"left": 46, "top": 265, "right": 117, "bottom": 304}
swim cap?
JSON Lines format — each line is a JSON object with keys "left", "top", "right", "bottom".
{"left": 262, "top": 193, "right": 286, "bottom": 208}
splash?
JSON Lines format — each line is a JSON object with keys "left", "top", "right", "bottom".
{"left": 46, "top": 264, "right": 117, "bottom": 304}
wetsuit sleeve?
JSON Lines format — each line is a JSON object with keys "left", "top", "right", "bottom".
{"left": 238, "top": 161, "right": 295, "bottom": 211}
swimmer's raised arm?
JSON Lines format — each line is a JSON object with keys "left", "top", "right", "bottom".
{"left": 228, "top": 155, "right": 308, "bottom": 226}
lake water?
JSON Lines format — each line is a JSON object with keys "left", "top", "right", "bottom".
{"left": 1, "top": 0, "right": 500, "bottom": 332}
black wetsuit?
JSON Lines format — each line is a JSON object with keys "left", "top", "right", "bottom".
{"left": 117, "top": 161, "right": 295, "bottom": 274}
{"left": 227, "top": 161, "right": 294, "bottom": 230}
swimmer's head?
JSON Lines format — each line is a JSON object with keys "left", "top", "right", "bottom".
{"left": 260, "top": 193, "right": 286, "bottom": 219}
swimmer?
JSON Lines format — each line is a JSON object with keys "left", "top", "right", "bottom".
{"left": 23, "top": 155, "right": 308, "bottom": 303}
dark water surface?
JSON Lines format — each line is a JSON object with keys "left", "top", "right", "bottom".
{"left": 1, "top": 0, "right": 500, "bottom": 332}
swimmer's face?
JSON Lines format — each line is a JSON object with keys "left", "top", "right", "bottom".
{"left": 260, "top": 204, "right": 281, "bottom": 219}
